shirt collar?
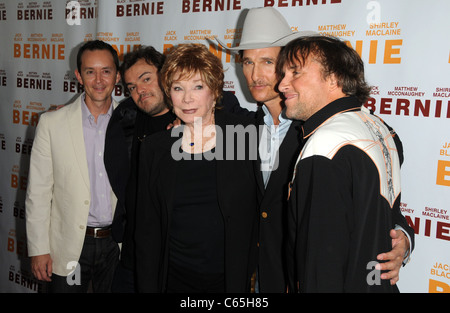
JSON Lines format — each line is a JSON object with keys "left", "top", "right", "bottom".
{"left": 81, "top": 92, "right": 113, "bottom": 122}
{"left": 262, "top": 105, "right": 291, "bottom": 127}
{"left": 302, "top": 96, "right": 362, "bottom": 140}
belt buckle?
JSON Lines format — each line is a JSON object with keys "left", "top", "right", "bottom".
{"left": 92, "top": 227, "right": 104, "bottom": 238}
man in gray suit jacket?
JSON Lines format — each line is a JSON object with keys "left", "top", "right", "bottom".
{"left": 26, "top": 40, "right": 121, "bottom": 293}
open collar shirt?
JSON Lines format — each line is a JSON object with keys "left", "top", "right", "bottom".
{"left": 81, "top": 93, "right": 113, "bottom": 227}
{"left": 259, "top": 105, "right": 292, "bottom": 188}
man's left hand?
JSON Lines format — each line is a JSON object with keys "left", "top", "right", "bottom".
{"left": 376, "top": 229, "right": 409, "bottom": 285}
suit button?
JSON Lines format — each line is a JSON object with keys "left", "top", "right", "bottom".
{"left": 261, "top": 212, "right": 268, "bottom": 219}
{"left": 84, "top": 200, "right": 89, "bottom": 205}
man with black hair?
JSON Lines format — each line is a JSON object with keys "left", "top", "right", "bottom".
{"left": 105, "top": 46, "right": 175, "bottom": 292}
{"left": 26, "top": 40, "right": 121, "bottom": 292}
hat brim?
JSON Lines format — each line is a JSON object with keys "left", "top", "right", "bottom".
{"left": 215, "top": 37, "right": 275, "bottom": 52}
{"left": 270, "top": 30, "right": 319, "bottom": 47}
{"left": 215, "top": 30, "right": 319, "bottom": 52}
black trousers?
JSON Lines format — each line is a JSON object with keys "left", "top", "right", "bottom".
{"left": 47, "top": 234, "right": 119, "bottom": 293}
{"left": 111, "top": 261, "right": 136, "bottom": 293}
{"left": 167, "top": 262, "right": 225, "bottom": 293}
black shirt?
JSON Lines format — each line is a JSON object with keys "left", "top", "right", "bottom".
{"left": 169, "top": 150, "right": 224, "bottom": 273}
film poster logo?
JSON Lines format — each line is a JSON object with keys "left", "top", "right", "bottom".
{"left": 164, "top": 28, "right": 235, "bottom": 67}
{"left": 12, "top": 199, "right": 26, "bottom": 221}
{"left": 0, "top": 133, "right": 5, "bottom": 151}
{"left": 401, "top": 202, "right": 450, "bottom": 293}
{"left": 0, "top": 69, "right": 6, "bottom": 87}
{"left": 364, "top": 78, "right": 450, "bottom": 119}
{"left": 430, "top": 262, "right": 450, "bottom": 293}
{"left": 181, "top": 0, "right": 342, "bottom": 13}
{"left": 7, "top": 228, "right": 26, "bottom": 259}
{"left": 96, "top": 31, "right": 119, "bottom": 46}
{"left": 318, "top": 23, "right": 356, "bottom": 39}
{"left": 64, "top": 71, "right": 84, "bottom": 95}
{"left": 113, "top": 31, "right": 141, "bottom": 62}
{"left": 9, "top": 265, "right": 43, "bottom": 292}
{"left": 402, "top": 202, "right": 449, "bottom": 245}
{"left": 435, "top": 89, "right": 450, "bottom": 186}
{"left": 437, "top": 140, "right": 450, "bottom": 187}
{"left": 402, "top": 188, "right": 450, "bottom": 292}
{"left": 224, "top": 80, "right": 236, "bottom": 94}
{"left": 66, "top": 0, "right": 97, "bottom": 25}
{"left": 365, "top": 86, "right": 450, "bottom": 120}
{"left": 162, "top": 29, "right": 177, "bottom": 54}
{"left": 11, "top": 163, "right": 28, "bottom": 192}
{"left": 17, "top": 1, "right": 53, "bottom": 20}
{"left": 15, "top": 136, "right": 33, "bottom": 156}
{"left": 13, "top": 32, "right": 65, "bottom": 60}
{"left": 181, "top": 0, "right": 241, "bottom": 13}
{"left": 116, "top": 0, "right": 164, "bottom": 17}
{"left": 17, "top": 70, "right": 52, "bottom": 91}
{"left": 8, "top": 228, "right": 43, "bottom": 292}
{"left": 0, "top": 2, "right": 6, "bottom": 21}
{"left": 12, "top": 99, "right": 45, "bottom": 128}
{"left": 360, "top": 11, "right": 450, "bottom": 120}
{"left": 264, "top": 0, "right": 341, "bottom": 8}
{"left": 344, "top": 19, "right": 403, "bottom": 66}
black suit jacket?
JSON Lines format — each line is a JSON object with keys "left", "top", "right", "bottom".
{"left": 104, "top": 97, "right": 137, "bottom": 243}
{"left": 254, "top": 109, "right": 304, "bottom": 293}
{"left": 134, "top": 109, "right": 259, "bottom": 293}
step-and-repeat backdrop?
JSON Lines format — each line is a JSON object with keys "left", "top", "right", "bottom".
{"left": 0, "top": 0, "right": 449, "bottom": 293}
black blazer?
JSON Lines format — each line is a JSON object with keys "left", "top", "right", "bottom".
{"left": 134, "top": 109, "right": 259, "bottom": 293}
{"left": 254, "top": 109, "right": 304, "bottom": 293}
{"left": 104, "top": 97, "right": 137, "bottom": 243}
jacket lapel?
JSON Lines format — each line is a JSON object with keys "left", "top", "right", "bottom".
{"left": 264, "top": 120, "right": 303, "bottom": 196}
{"left": 162, "top": 131, "right": 180, "bottom": 222}
{"left": 66, "top": 95, "right": 119, "bottom": 193}
{"left": 214, "top": 111, "right": 232, "bottom": 218}
{"left": 67, "top": 95, "right": 90, "bottom": 191}
{"left": 254, "top": 110, "right": 266, "bottom": 195}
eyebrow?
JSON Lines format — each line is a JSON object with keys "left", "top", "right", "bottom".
{"left": 126, "top": 71, "right": 152, "bottom": 86}
{"left": 138, "top": 71, "right": 153, "bottom": 79}
{"left": 243, "top": 56, "right": 276, "bottom": 62}
{"left": 83, "top": 66, "right": 114, "bottom": 71}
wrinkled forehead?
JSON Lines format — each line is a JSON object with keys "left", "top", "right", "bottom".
{"left": 277, "top": 47, "right": 322, "bottom": 80}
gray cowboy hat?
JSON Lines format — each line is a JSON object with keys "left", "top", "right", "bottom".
{"left": 215, "top": 7, "right": 317, "bottom": 51}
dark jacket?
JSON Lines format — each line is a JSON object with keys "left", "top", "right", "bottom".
{"left": 254, "top": 108, "right": 303, "bottom": 293}
{"left": 134, "top": 109, "right": 259, "bottom": 292}
{"left": 286, "top": 97, "right": 415, "bottom": 292}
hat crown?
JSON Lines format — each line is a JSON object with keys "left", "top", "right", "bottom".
{"left": 239, "top": 7, "right": 292, "bottom": 48}
{"left": 215, "top": 7, "right": 317, "bottom": 51}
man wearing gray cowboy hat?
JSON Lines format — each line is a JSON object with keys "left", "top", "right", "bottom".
{"left": 217, "top": 6, "right": 411, "bottom": 293}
